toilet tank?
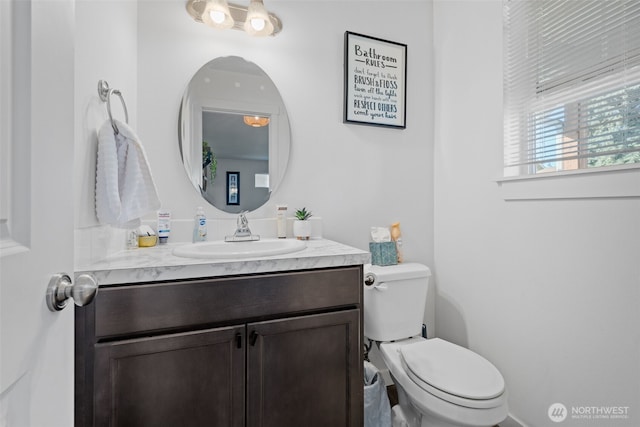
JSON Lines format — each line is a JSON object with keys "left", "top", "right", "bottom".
{"left": 363, "top": 263, "right": 431, "bottom": 342}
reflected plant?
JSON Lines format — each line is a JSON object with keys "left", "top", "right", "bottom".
{"left": 202, "top": 141, "right": 217, "bottom": 181}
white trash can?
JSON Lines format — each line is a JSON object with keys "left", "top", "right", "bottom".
{"left": 364, "top": 361, "right": 391, "bottom": 427}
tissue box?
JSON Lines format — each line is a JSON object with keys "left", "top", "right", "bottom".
{"left": 369, "top": 242, "right": 398, "bottom": 266}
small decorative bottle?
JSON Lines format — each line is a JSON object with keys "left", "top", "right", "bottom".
{"left": 192, "top": 207, "right": 207, "bottom": 242}
{"left": 126, "top": 229, "right": 139, "bottom": 249}
{"left": 390, "top": 222, "right": 403, "bottom": 263}
{"left": 276, "top": 205, "right": 287, "bottom": 238}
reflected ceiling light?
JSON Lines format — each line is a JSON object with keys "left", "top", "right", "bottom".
{"left": 201, "top": 0, "right": 234, "bottom": 29}
{"left": 243, "top": 115, "right": 270, "bottom": 127}
{"left": 186, "top": 0, "right": 282, "bottom": 36}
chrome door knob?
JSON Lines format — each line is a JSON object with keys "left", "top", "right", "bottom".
{"left": 46, "top": 273, "right": 98, "bottom": 312}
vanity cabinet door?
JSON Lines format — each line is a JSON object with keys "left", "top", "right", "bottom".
{"left": 246, "top": 309, "right": 362, "bottom": 427}
{"left": 93, "top": 325, "right": 245, "bottom": 427}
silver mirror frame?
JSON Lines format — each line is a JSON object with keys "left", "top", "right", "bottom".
{"left": 178, "top": 56, "right": 291, "bottom": 213}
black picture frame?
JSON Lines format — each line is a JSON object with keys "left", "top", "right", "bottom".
{"left": 343, "top": 31, "right": 407, "bottom": 129}
{"left": 226, "top": 171, "right": 240, "bottom": 205}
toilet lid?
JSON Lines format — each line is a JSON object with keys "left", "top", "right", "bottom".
{"left": 399, "top": 338, "right": 505, "bottom": 400}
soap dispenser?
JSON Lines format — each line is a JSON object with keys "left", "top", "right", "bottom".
{"left": 192, "top": 207, "right": 207, "bottom": 242}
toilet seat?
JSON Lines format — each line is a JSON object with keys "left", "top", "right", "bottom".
{"left": 382, "top": 338, "right": 506, "bottom": 410}
{"left": 401, "top": 338, "right": 505, "bottom": 404}
{"left": 380, "top": 338, "right": 509, "bottom": 426}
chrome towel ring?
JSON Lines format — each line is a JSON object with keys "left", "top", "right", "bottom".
{"left": 97, "top": 80, "right": 129, "bottom": 135}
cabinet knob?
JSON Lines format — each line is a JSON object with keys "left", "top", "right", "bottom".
{"left": 46, "top": 273, "right": 98, "bottom": 312}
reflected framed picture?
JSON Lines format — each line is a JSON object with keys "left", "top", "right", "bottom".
{"left": 343, "top": 31, "right": 407, "bottom": 129}
{"left": 226, "top": 171, "right": 240, "bottom": 205}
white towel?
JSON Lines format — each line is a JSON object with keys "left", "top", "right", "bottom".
{"left": 96, "top": 119, "right": 161, "bottom": 228}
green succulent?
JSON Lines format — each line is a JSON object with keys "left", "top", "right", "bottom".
{"left": 295, "top": 207, "right": 312, "bottom": 221}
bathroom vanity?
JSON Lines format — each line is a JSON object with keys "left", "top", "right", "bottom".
{"left": 74, "top": 239, "right": 369, "bottom": 427}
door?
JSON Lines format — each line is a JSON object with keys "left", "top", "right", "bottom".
{"left": 0, "top": 1, "right": 76, "bottom": 425}
{"left": 93, "top": 326, "right": 246, "bottom": 427}
{"left": 247, "top": 310, "right": 362, "bottom": 427}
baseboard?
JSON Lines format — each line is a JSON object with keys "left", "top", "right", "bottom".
{"left": 500, "top": 414, "right": 526, "bottom": 427}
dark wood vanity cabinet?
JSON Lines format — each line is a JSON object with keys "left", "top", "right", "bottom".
{"left": 75, "top": 266, "right": 364, "bottom": 427}
{"left": 93, "top": 325, "right": 246, "bottom": 427}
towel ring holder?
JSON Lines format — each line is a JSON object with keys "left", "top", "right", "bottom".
{"left": 98, "top": 80, "right": 129, "bottom": 135}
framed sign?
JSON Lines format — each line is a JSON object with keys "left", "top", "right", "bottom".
{"left": 226, "top": 171, "right": 240, "bottom": 205}
{"left": 344, "top": 31, "right": 407, "bottom": 128}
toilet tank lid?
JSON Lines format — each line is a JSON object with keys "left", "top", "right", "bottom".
{"left": 364, "top": 263, "right": 431, "bottom": 282}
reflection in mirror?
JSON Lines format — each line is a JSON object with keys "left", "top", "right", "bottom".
{"left": 179, "top": 56, "right": 291, "bottom": 213}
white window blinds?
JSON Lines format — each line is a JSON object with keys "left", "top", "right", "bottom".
{"left": 503, "top": 0, "right": 640, "bottom": 177}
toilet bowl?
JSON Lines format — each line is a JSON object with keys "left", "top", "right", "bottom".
{"left": 363, "top": 263, "right": 508, "bottom": 427}
{"left": 380, "top": 337, "right": 508, "bottom": 427}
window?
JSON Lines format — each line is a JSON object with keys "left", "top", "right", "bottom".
{"left": 503, "top": 0, "right": 640, "bottom": 178}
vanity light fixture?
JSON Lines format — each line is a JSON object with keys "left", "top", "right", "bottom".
{"left": 186, "top": 0, "right": 282, "bottom": 36}
{"left": 243, "top": 115, "right": 270, "bottom": 127}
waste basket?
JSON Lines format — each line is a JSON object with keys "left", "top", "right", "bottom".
{"left": 364, "top": 361, "right": 391, "bottom": 427}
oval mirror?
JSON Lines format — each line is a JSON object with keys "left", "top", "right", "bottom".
{"left": 178, "top": 56, "right": 291, "bottom": 213}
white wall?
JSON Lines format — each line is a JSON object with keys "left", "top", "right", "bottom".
{"left": 134, "top": 0, "right": 433, "bottom": 260}
{"left": 433, "top": 1, "right": 640, "bottom": 426}
{"left": 74, "top": 0, "right": 138, "bottom": 266}
{"left": 73, "top": 0, "right": 433, "bottom": 266}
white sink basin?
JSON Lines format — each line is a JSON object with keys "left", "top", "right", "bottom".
{"left": 172, "top": 238, "right": 307, "bottom": 259}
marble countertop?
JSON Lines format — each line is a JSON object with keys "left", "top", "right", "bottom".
{"left": 77, "top": 239, "right": 371, "bottom": 286}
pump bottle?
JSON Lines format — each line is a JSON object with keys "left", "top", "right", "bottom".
{"left": 192, "top": 207, "right": 207, "bottom": 242}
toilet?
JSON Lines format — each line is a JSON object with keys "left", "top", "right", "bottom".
{"left": 364, "top": 263, "right": 508, "bottom": 427}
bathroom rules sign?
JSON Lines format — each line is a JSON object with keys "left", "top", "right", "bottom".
{"left": 343, "top": 31, "right": 407, "bottom": 129}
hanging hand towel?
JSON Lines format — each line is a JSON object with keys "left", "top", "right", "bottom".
{"left": 96, "top": 119, "right": 161, "bottom": 228}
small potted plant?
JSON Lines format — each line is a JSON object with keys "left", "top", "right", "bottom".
{"left": 293, "top": 207, "right": 313, "bottom": 240}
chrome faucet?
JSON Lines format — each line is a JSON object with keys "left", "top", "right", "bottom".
{"left": 225, "top": 211, "right": 260, "bottom": 242}
{"left": 235, "top": 212, "right": 252, "bottom": 237}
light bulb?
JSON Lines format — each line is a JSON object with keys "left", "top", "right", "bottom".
{"left": 250, "top": 18, "right": 266, "bottom": 31}
{"left": 244, "top": 0, "right": 273, "bottom": 36}
{"left": 210, "top": 10, "right": 226, "bottom": 24}
{"left": 201, "top": 0, "right": 234, "bottom": 30}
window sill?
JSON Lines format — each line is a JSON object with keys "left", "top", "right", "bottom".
{"left": 496, "top": 165, "right": 640, "bottom": 200}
